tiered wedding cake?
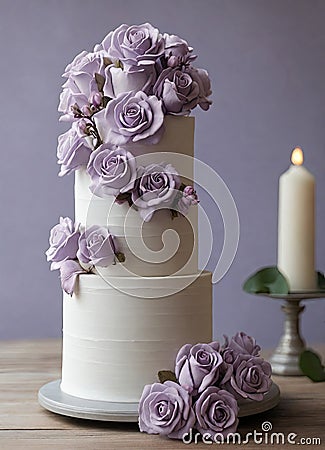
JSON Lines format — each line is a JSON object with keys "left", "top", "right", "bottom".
{"left": 46, "top": 23, "right": 213, "bottom": 403}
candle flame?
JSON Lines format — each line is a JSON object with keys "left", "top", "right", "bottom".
{"left": 291, "top": 147, "right": 304, "bottom": 166}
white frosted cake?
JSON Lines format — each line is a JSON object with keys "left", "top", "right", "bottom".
{"left": 61, "top": 272, "right": 212, "bottom": 402}
{"left": 46, "top": 23, "right": 213, "bottom": 403}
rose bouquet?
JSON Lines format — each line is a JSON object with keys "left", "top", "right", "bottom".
{"left": 138, "top": 332, "right": 272, "bottom": 441}
{"left": 45, "top": 217, "right": 125, "bottom": 295}
{"left": 56, "top": 23, "right": 211, "bottom": 221}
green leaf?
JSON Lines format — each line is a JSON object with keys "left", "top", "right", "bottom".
{"left": 103, "top": 56, "right": 113, "bottom": 67}
{"left": 158, "top": 370, "right": 178, "bottom": 384}
{"left": 102, "top": 96, "right": 111, "bottom": 108}
{"left": 299, "top": 350, "right": 325, "bottom": 382}
{"left": 115, "top": 252, "right": 125, "bottom": 263}
{"left": 317, "top": 272, "right": 325, "bottom": 290}
{"left": 170, "top": 209, "right": 179, "bottom": 219}
{"left": 115, "top": 192, "right": 133, "bottom": 206}
{"left": 243, "top": 266, "right": 289, "bottom": 295}
{"left": 95, "top": 73, "right": 106, "bottom": 92}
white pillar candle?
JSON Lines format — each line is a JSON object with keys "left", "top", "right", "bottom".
{"left": 277, "top": 147, "right": 316, "bottom": 291}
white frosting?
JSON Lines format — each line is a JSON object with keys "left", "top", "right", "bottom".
{"left": 61, "top": 271, "right": 212, "bottom": 402}
{"left": 75, "top": 116, "right": 198, "bottom": 276}
{"left": 60, "top": 115, "right": 212, "bottom": 404}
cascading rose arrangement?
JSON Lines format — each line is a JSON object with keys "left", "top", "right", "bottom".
{"left": 138, "top": 332, "right": 272, "bottom": 441}
{"left": 57, "top": 21, "right": 211, "bottom": 208}
{"left": 44, "top": 25, "right": 274, "bottom": 443}
{"left": 47, "top": 23, "right": 210, "bottom": 293}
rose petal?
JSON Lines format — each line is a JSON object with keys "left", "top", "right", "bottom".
{"left": 59, "top": 259, "right": 87, "bottom": 296}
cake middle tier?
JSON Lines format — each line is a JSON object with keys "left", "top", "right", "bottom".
{"left": 74, "top": 115, "right": 198, "bottom": 277}
{"left": 75, "top": 173, "right": 198, "bottom": 277}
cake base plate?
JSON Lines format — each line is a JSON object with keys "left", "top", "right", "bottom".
{"left": 38, "top": 380, "right": 280, "bottom": 422}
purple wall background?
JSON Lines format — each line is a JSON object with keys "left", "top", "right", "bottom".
{"left": 0, "top": 0, "right": 324, "bottom": 347}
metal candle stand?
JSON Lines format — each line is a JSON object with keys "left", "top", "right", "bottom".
{"left": 257, "top": 292, "right": 324, "bottom": 376}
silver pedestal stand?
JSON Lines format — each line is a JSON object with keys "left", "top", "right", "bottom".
{"left": 257, "top": 292, "right": 324, "bottom": 376}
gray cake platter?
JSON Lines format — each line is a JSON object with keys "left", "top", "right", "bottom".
{"left": 38, "top": 379, "right": 280, "bottom": 422}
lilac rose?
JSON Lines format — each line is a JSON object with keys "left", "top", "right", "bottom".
{"left": 77, "top": 225, "right": 119, "bottom": 267}
{"left": 194, "top": 387, "right": 239, "bottom": 440}
{"left": 188, "top": 66, "right": 212, "bottom": 111}
{"left": 59, "top": 259, "right": 87, "bottom": 296}
{"left": 103, "top": 65, "right": 155, "bottom": 98}
{"left": 220, "top": 346, "right": 237, "bottom": 366}
{"left": 138, "top": 381, "right": 195, "bottom": 440}
{"left": 95, "top": 90, "right": 164, "bottom": 145}
{"left": 153, "top": 65, "right": 212, "bottom": 115}
{"left": 163, "top": 33, "right": 193, "bottom": 59}
{"left": 132, "top": 162, "right": 181, "bottom": 222}
{"left": 226, "top": 354, "right": 272, "bottom": 401}
{"left": 57, "top": 124, "right": 92, "bottom": 176}
{"left": 226, "top": 331, "right": 261, "bottom": 357}
{"left": 95, "top": 23, "right": 164, "bottom": 71}
{"left": 163, "top": 33, "right": 196, "bottom": 70}
{"left": 87, "top": 144, "right": 136, "bottom": 197}
{"left": 45, "top": 217, "right": 80, "bottom": 270}
{"left": 58, "top": 50, "right": 104, "bottom": 121}
{"left": 63, "top": 50, "right": 105, "bottom": 79}
{"left": 175, "top": 343, "right": 228, "bottom": 395}
{"left": 177, "top": 185, "right": 199, "bottom": 215}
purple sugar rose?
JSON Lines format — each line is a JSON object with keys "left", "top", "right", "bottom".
{"left": 46, "top": 217, "right": 80, "bottom": 270}
{"left": 58, "top": 50, "right": 104, "bottom": 121}
{"left": 220, "top": 346, "right": 237, "bottom": 365}
{"left": 175, "top": 343, "right": 226, "bottom": 395}
{"left": 132, "top": 163, "right": 181, "bottom": 222}
{"left": 58, "top": 79, "right": 89, "bottom": 121}
{"left": 194, "top": 387, "right": 239, "bottom": 440}
{"left": 77, "top": 225, "right": 118, "bottom": 267}
{"left": 59, "top": 259, "right": 87, "bottom": 296}
{"left": 188, "top": 66, "right": 212, "bottom": 111}
{"left": 95, "top": 23, "right": 164, "bottom": 71}
{"left": 163, "top": 33, "right": 197, "bottom": 71}
{"left": 95, "top": 90, "right": 164, "bottom": 145}
{"left": 87, "top": 144, "right": 136, "bottom": 197}
{"left": 103, "top": 65, "right": 155, "bottom": 98}
{"left": 177, "top": 185, "right": 199, "bottom": 215}
{"left": 57, "top": 124, "right": 92, "bottom": 176}
{"left": 138, "top": 381, "right": 195, "bottom": 440}
{"left": 226, "top": 354, "right": 272, "bottom": 401}
{"left": 153, "top": 65, "right": 212, "bottom": 115}
{"left": 183, "top": 185, "right": 199, "bottom": 199}
{"left": 63, "top": 50, "right": 105, "bottom": 79}
{"left": 227, "top": 332, "right": 261, "bottom": 357}
{"left": 163, "top": 33, "right": 193, "bottom": 59}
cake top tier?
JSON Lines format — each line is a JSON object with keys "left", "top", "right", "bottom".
{"left": 46, "top": 24, "right": 212, "bottom": 295}
{"left": 57, "top": 22, "right": 212, "bottom": 177}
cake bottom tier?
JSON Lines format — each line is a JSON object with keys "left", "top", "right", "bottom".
{"left": 61, "top": 271, "right": 212, "bottom": 403}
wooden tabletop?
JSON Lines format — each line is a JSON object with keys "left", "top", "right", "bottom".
{"left": 0, "top": 340, "right": 324, "bottom": 449}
